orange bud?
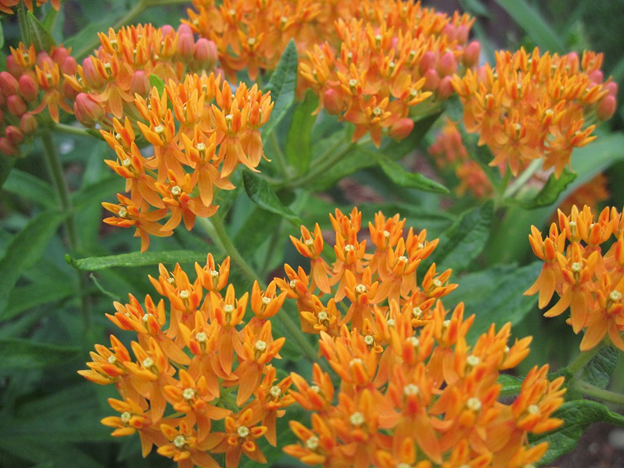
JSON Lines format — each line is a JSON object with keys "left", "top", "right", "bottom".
{"left": 18, "top": 74, "right": 39, "bottom": 102}
{"left": 423, "top": 69, "right": 440, "bottom": 91}
{"left": 419, "top": 51, "right": 437, "bottom": 74}
{"left": 6, "top": 56, "right": 20, "bottom": 77}
{"left": 52, "top": 46, "right": 71, "bottom": 65}
{"left": 20, "top": 112, "right": 38, "bottom": 134}
{"left": 7, "top": 95, "right": 27, "bottom": 117}
{"left": 82, "top": 57, "right": 106, "bottom": 88}
{"left": 0, "top": 137, "right": 19, "bottom": 156}
{"left": 74, "top": 93, "right": 103, "bottom": 126}
{"left": 438, "top": 76, "right": 455, "bottom": 100}
{"left": 194, "top": 38, "right": 218, "bottom": 70}
{"left": 130, "top": 70, "right": 151, "bottom": 95}
{"left": 463, "top": 41, "right": 480, "bottom": 68}
{"left": 597, "top": 95, "right": 616, "bottom": 121}
{"left": 61, "top": 56, "right": 78, "bottom": 75}
{"left": 389, "top": 118, "right": 414, "bottom": 141}
{"left": 322, "top": 88, "right": 343, "bottom": 115}
{"left": 438, "top": 51, "right": 457, "bottom": 76}
{"left": 588, "top": 70, "right": 603, "bottom": 85}
{"left": 177, "top": 32, "right": 195, "bottom": 59}
{"left": 5, "top": 125, "right": 23, "bottom": 145}
{"left": 0, "top": 71, "right": 19, "bottom": 96}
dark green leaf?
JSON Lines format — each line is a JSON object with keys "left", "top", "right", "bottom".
{"left": 423, "top": 201, "right": 494, "bottom": 273}
{"left": 149, "top": 73, "right": 166, "bottom": 96}
{"left": 515, "top": 168, "right": 577, "bottom": 209}
{"left": 494, "top": 0, "right": 565, "bottom": 53}
{"left": 262, "top": 40, "right": 298, "bottom": 136}
{"left": 447, "top": 262, "right": 541, "bottom": 339}
{"left": 460, "top": 0, "right": 490, "bottom": 17}
{"left": 0, "top": 20, "right": 4, "bottom": 48}
{"left": 26, "top": 11, "right": 56, "bottom": 51}
{"left": 0, "top": 338, "right": 79, "bottom": 370}
{"left": 234, "top": 208, "right": 281, "bottom": 260}
{"left": 72, "top": 175, "right": 123, "bottom": 209}
{"left": 377, "top": 155, "right": 449, "bottom": 193}
{"left": 66, "top": 250, "right": 207, "bottom": 271}
{"left": 0, "top": 157, "right": 16, "bottom": 190}
{"left": 582, "top": 346, "right": 618, "bottom": 390}
{"left": 0, "top": 438, "right": 105, "bottom": 468}
{"left": 243, "top": 171, "right": 301, "bottom": 224}
{"left": 284, "top": 90, "right": 319, "bottom": 175}
{"left": 498, "top": 374, "right": 523, "bottom": 397}
{"left": 533, "top": 400, "right": 624, "bottom": 465}
{"left": 3, "top": 280, "right": 75, "bottom": 321}
{"left": 3, "top": 169, "right": 57, "bottom": 208}
{"left": 0, "top": 210, "right": 65, "bottom": 315}
{"left": 41, "top": 5, "right": 59, "bottom": 33}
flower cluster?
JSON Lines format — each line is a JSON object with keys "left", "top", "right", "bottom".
{"left": 100, "top": 72, "right": 273, "bottom": 251}
{"left": 0, "top": 43, "right": 77, "bottom": 155}
{"left": 0, "top": 0, "right": 58, "bottom": 15}
{"left": 452, "top": 47, "right": 617, "bottom": 177}
{"left": 527, "top": 205, "right": 624, "bottom": 351}
{"left": 80, "top": 254, "right": 294, "bottom": 468}
{"left": 281, "top": 209, "right": 565, "bottom": 466}
{"left": 65, "top": 23, "right": 218, "bottom": 124}
{"left": 428, "top": 119, "right": 492, "bottom": 199}
{"left": 299, "top": 3, "right": 480, "bottom": 146}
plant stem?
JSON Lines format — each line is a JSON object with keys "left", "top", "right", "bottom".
{"left": 566, "top": 344, "right": 603, "bottom": 375}
{"left": 41, "top": 132, "right": 91, "bottom": 332}
{"left": 493, "top": 167, "right": 512, "bottom": 209}
{"left": 54, "top": 123, "right": 94, "bottom": 139}
{"left": 575, "top": 381, "right": 624, "bottom": 407}
{"left": 504, "top": 159, "right": 542, "bottom": 199}
{"left": 269, "top": 132, "right": 289, "bottom": 179}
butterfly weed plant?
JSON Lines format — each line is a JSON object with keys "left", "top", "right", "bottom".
{"left": 1, "top": 0, "right": 624, "bottom": 467}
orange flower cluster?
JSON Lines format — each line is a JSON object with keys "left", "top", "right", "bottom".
{"left": 452, "top": 47, "right": 617, "bottom": 177}
{"left": 80, "top": 254, "right": 294, "bottom": 468}
{"left": 100, "top": 72, "right": 273, "bottom": 251}
{"left": 0, "top": 0, "right": 59, "bottom": 15}
{"left": 281, "top": 209, "right": 565, "bottom": 467}
{"left": 428, "top": 119, "right": 492, "bottom": 199}
{"left": 527, "top": 205, "right": 624, "bottom": 351}
{"left": 0, "top": 43, "right": 77, "bottom": 155}
{"left": 65, "top": 23, "right": 218, "bottom": 124}
{"left": 300, "top": 3, "right": 480, "bottom": 147}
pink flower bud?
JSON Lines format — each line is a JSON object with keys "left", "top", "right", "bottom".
{"left": 442, "top": 24, "right": 456, "bottom": 41}
{"left": 597, "top": 95, "right": 617, "bottom": 121}
{"left": 5, "top": 125, "right": 24, "bottom": 145}
{"left": 36, "top": 52, "right": 54, "bottom": 69}
{"left": 193, "top": 38, "right": 218, "bottom": 70}
{"left": 161, "top": 25, "right": 174, "bottom": 36}
{"left": 566, "top": 52, "right": 580, "bottom": 74}
{"left": 74, "top": 93, "right": 104, "bottom": 126}
{"left": 0, "top": 109, "right": 4, "bottom": 126}
{"left": 438, "top": 76, "right": 455, "bottom": 99}
{"left": 423, "top": 69, "right": 440, "bottom": 91}
{"left": 606, "top": 81, "right": 618, "bottom": 97}
{"left": 0, "top": 71, "right": 19, "bottom": 96}
{"left": 62, "top": 81, "right": 79, "bottom": 101}
{"left": 438, "top": 51, "right": 457, "bottom": 77}
{"left": 19, "top": 74, "right": 39, "bottom": 102}
{"left": 419, "top": 51, "right": 437, "bottom": 74}
{"left": 7, "top": 95, "right": 27, "bottom": 117}
{"left": 322, "top": 88, "right": 343, "bottom": 115}
{"left": 588, "top": 70, "right": 604, "bottom": 85}
{"left": 389, "top": 118, "right": 414, "bottom": 141}
{"left": 130, "top": 70, "right": 151, "bottom": 96}
{"left": 0, "top": 137, "right": 19, "bottom": 156}
{"left": 6, "top": 56, "right": 21, "bottom": 77}
{"left": 61, "top": 56, "right": 78, "bottom": 75}
{"left": 177, "top": 24, "right": 193, "bottom": 36}
{"left": 20, "top": 112, "right": 38, "bottom": 134}
{"left": 177, "top": 33, "right": 195, "bottom": 59}
{"left": 82, "top": 57, "right": 106, "bottom": 88}
{"left": 52, "top": 47, "right": 70, "bottom": 65}
{"left": 456, "top": 25, "right": 470, "bottom": 44}
{"left": 463, "top": 41, "right": 481, "bottom": 68}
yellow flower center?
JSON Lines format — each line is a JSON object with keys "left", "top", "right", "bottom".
{"left": 237, "top": 426, "right": 250, "bottom": 438}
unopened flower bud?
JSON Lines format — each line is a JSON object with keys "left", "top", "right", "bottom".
{"left": 62, "top": 80, "right": 79, "bottom": 101}
{"left": 52, "top": 47, "right": 71, "bottom": 65}
{"left": 5, "top": 125, "right": 24, "bottom": 145}
{"left": 177, "top": 24, "right": 193, "bottom": 36}
{"left": 7, "top": 95, "right": 27, "bottom": 117}
{"left": 61, "top": 56, "right": 78, "bottom": 75}
{"left": 20, "top": 112, "right": 38, "bottom": 134}
{"left": 82, "top": 57, "right": 106, "bottom": 88}
{"left": 423, "top": 68, "right": 440, "bottom": 91}
{"left": 389, "top": 118, "right": 414, "bottom": 141}
{"left": 597, "top": 95, "right": 617, "bottom": 121}
{"left": 323, "top": 88, "right": 343, "bottom": 115}
{"left": 36, "top": 52, "right": 54, "bottom": 70}
{"left": 0, "top": 137, "right": 19, "bottom": 156}
{"left": 438, "top": 76, "right": 455, "bottom": 99}
{"left": 456, "top": 25, "right": 469, "bottom": 43}
{"left": 442, "top": 24, "right": 456, "bottom": 41}
{"left": 6, "top": 56, "right": 21, "bottom": 77}
{"left": 419, "top": 51, "right": 437, "bottom": 74}
{"left": 193, "top": 38, "right": 218, "bottom": 70}
{"left": 588, "top": 70, "right": 604, "bottom": 85}
{"left": 463, "top": 41, "right": 481, "bottom": 68}
{"left": 0, "top": 71, "right": 19, "bottom": 96}
{"left": 74, "top": 93, "right": 104, "bottom": 126}
{"left": 161, "top": 25, "right": 174, "bottom": 36}
{"left": 18, "top": 74, "right": 39, "bottom": 102}
{"left": 606, "top": 81, "right": 618, "bottom": 97}
{"left": 130, "top": 70, "right": 151, "bottom": 96}
{"left": 438, "top": 51, "right": 458, "bottom": 77}
{"left": 177, "top": 33, "right": 195, "bottom": 59}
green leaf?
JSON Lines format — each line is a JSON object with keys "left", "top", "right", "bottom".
{"left": 41, "top": 5, "right": 59, "bottom": 33}
{"left": 0, "top": 438, "right": 105, "bottom": 468}
{"left": 0, "top": 210, "right": 65, "bottom": 315}
{"left": 0, "top": 338, "right": 79, "bottom": 370}
{"left": 0, "top": 155, "right": 15, "bottom": 189}
{"left": 515, "top": 168, "right": 577, "bottom": 209}
{"left": 234, "top": 208, "right": 281, "bottom": 260}
{"left": 3, "top": 280, "right": 75, "bottom": 321}
{"left": 447, "top": 262, "right": 541, "bottom": 340}
{"left": 377, "top": 155, "right": 449, "bottom": 193}
{"left": 494, "top": 0, "right": 565, "bottom": 53}
{"left": 533, "top": 399, "right": 624, "bottom": 465}
{"left": 3, "top": 169, "right": 57, "bottom": 208}
{"left": 149, "top": 73, "right": 166, "bottom": 96}
{"left": 72, "top": 175, "right": 123, "bottom": 209}
{"left": 262, "top": 40, "right": 298, "bottom": 136}
{"left": 26, "top": 11, "right": 56, "bottom": 51}
{"left": 242, "top": 171, "right": 301, "bottom": 224}
{"left": 498, "top": 374, "right": 523, "bottom": 397}
{"left": 284, "top": 90, "right": 319, "bottom": 175}
{"left": 66, "top": 250, "right": 208, "bottom": 271}
{"left": 582, "top": 346, "right": 618, "bottom": 390}
{"left": 0, "top": 20, "right": 4, "bottom": 49}
{"left": 423, "top": 201, "right": 494, "bottom": 273}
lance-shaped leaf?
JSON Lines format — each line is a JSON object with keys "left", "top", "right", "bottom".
{"left": 582, "top": 346, "right": 618, "bottom": 390}
{"left": 149, "top": 74, "right": 166, "bottom": 97}
{"left": 66, "top": 250, "right": 207, "bottom": 271}
{"left": 26, "top": 11, "right": 56, "bottom": 51}
{"left": 514, "top": 167, "right": 577, "bottom": 209}
{"left": 377, "top": 155, "right": 449, "bottom": 193}
{"left": 243, "top": 170, "right": 301, "bottom": 224}
{"left": 0, "top": 339, "right": 79, "bottom": 370}
{"left": 262, "top": 40, "right": 298, "bottom": 136}
{"left": 285, "top": 90, "right": 319, "bottom": 175}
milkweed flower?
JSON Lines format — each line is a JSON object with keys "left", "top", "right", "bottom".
{"left": 80, "top": 254, "right": 294, "bottom": 467}
{"left": 0, "top": 0, "right": 59, "bottom": 14}
{"left": 526, "top": 205, "right": 624, "bottom": 351}
{"left": 452, "top": 47, "right": 616, "bottom": 177}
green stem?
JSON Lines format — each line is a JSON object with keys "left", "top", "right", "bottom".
{"left": 493, "top": 167, "right": 512, "bottom": 210}
{"left": 575, "top": 381, "right": 624, "bottom": 407}
{"left": 504, "top": 159, "right": 542, "bottom": 199}
{"left": 41, "top": 132, "right": 91, "bottom": 332}
{"left": 280, "top": 303, "right": 320, "bottom": 364}
{"left": 54, "top": 123, "right": 94, "bottom": 139}
{"left": 269, "top": 132, "right": 289, "bottom": 179}
{"left": 566, "top": 344, "right": 603, "bottom": 375}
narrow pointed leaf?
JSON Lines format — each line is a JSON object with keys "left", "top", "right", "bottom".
{"left": 26, "top": 11, "right": 56, "bottom": 51}
{"left": 262, "top": 40, "right": 298, "bottom": 136}
{"left": 66, "top": 250, "right": 207, "bottom": 271}
{"left": 243, "top": 170, "right": 301, "bottom": 224}
{"left": 582, "top": 346, "right": 618, "bottom": 390}
{"left": 377, "top": 155, "right": 449, "bottom": 193}
{"left": 4, "top": 169, "right": 57, "bottom": 208}
{"left": 515, "top": 168, "right": 577, "bottom": 209}
{"left": 149, "top": 73, "right": 166, "bottom": 97}
{"left": 285, "top": 90, "right": 318, "bottom": 174}
{"left": 0, "top": 339, "right": 79, "bottom": 370}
